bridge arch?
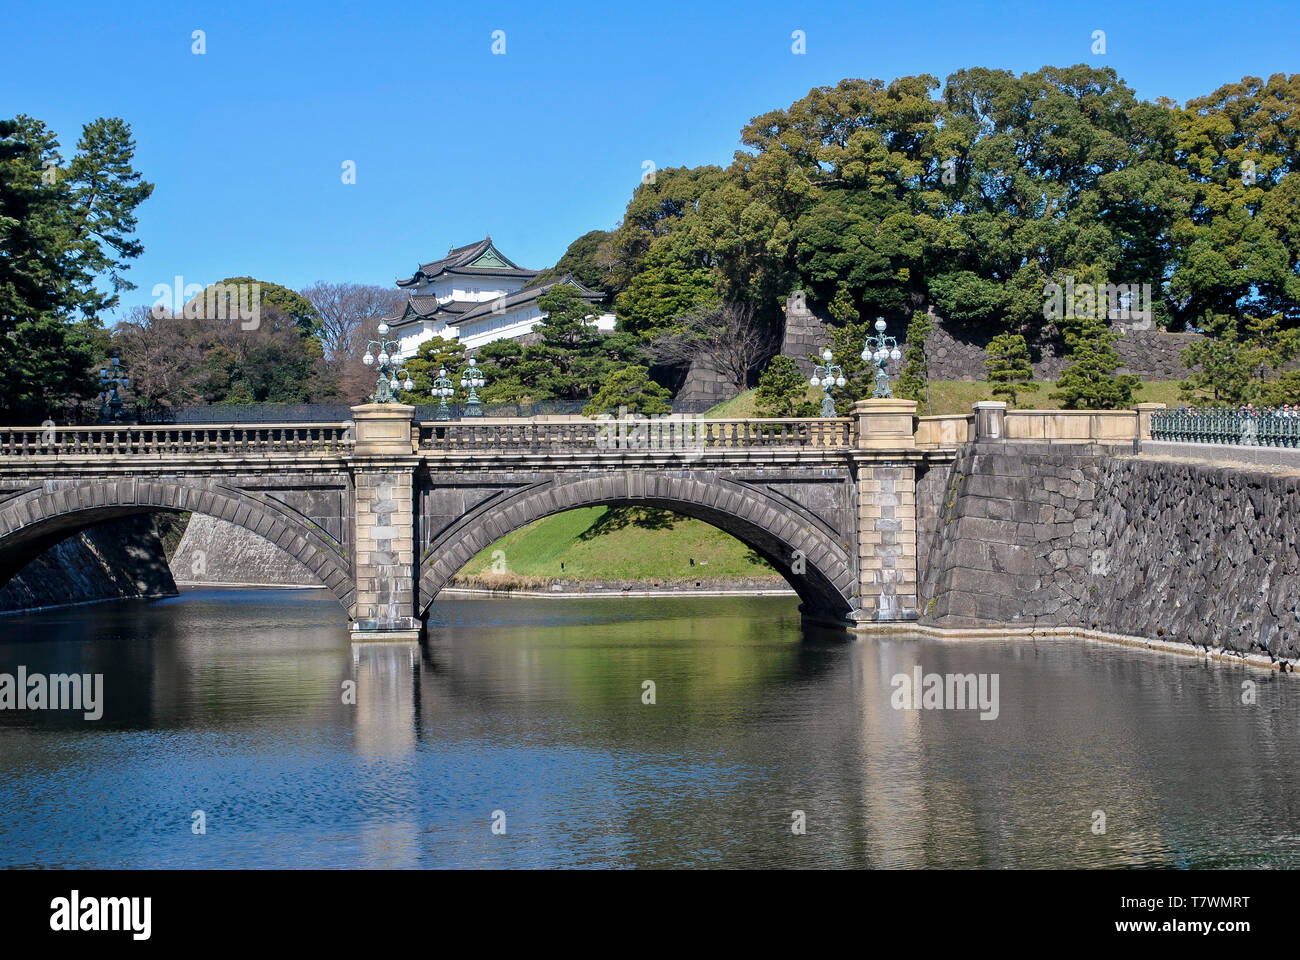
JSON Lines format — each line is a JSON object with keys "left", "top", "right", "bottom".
{"left": 0, "top": 478, "right": 355, "bottom": 613}
{"left": 418, "top": 470, "right": 859, "bottom": 623}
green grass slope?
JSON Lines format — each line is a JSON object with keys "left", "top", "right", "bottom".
{"left": 455, "top": 506, "right": 778, "bottom": 585}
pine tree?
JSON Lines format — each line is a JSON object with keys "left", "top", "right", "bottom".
{"left": 1051, "top": 318, "right": 1139, "bottom": 410}
{"left": 755, "top": 356, "right": 817, "bottom": 417}
{"left": 397, "top": 336, "right": 464, "bottom": 403}
{"left": 582, "top": 366, "right": 672, "bottom": 416}
{"left": 985, "top": 333, "right": 1038, "bottom": 407}
{"left": 0, "top": 114, "right": 152, "bottom": 420}
{"left": 1177, "top": 313, "right": 1251, "bottom": 405}
{"left": 895, "top": 311, "right": 934, "bottom": 411}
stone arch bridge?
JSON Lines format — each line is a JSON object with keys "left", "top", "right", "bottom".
{"left": 0, "top": 401, "right": 959, "bottom": 640}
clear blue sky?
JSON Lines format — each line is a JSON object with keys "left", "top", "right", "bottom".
{"left": 3, "top": 0, "right": 1296, "bottom": 321}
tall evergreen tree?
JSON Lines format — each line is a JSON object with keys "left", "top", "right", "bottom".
{"left": 895, "top": 311, "right": 934, "bottom": 411}
{"left": 985, "top": 333, "right": 1038, "bottom": 407}
{"left": 1051, "top": 318, "right": 1139, "bottom": 409}
{"left": 0, "top": 114, "right": 152, "bottom": 421}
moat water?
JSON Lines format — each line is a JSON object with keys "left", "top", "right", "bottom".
{"left": 1, "top": 588, "right": 1297, "bottom": 868}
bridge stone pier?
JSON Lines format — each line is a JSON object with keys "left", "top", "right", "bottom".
{"left": 0, "top": 400, "right": 966, "bottom": 641}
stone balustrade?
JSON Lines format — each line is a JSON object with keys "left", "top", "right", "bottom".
{"left": 417, "top": 417, "right": 854, "bottom": 453}
{"left": 0, "top": 408, "right": 1173, "bottom": 460}
{"left": 0, "top": 423, "right": 353, "bottom": 458}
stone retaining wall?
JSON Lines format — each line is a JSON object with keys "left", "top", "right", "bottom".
{"left": 0, "top": 515, "right": 178, "bottom": 613}
{"left": 921, "top": 313, "right": 1202, "bottom": 381}
{"left": 674, "top": 355, "right": 738, "bottom": 408}
{"left": 171, "top": 513, "right": 320, "bottom": 586}
{"left": 779, "top": 301, "right": 830, "bottom": 375}
{"left": 778, "top": 302, "right": 1204, "bottom": 383}
{"left": 1087, "top": 457, "right": 1300, "bottom": 660}
{"left": 918, "top": 441, "right": 1300, "bottom": 661}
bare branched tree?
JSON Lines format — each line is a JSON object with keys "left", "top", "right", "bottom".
{"left": 337, "top": 312, "right": 392, "bottom": 402}
{"left": 112, "top": 305, "right": 208, "bottom": 409}
{"left": 651, "top": 301, "right": 776, "bottom": 392}
{"left": 299, "top": 282, "right": 407, "bottom": 362}
{"left": 113, "top": 301, "right": 341, "bottom": 409}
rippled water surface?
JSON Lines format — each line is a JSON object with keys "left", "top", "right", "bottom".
{"left": 0, "top": 588, "right": 1297, "bottom": 868}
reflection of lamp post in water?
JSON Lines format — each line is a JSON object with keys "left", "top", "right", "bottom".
{"left": 460, "top": 358, "right": 485, "bottom": 417}
{"left": 361, "top": 322, "right": 413, "bottom": 403}
{"left": 861, "top": 317, "right": 902, "bottom": 399}
{"left": 810, "top": 348, "right": 845, "bottom": 417}
{"left": 431, "top": 367, "right": 455, "bottom": 421}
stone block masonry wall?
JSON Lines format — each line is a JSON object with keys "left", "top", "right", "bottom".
{"left": 354, "top": 469, "right": 416, "bottom": 625}
{"left": 170, "top": 514, "right": 320, "bottom": 586}
{"left": 919, "top": 441, "right": 1300, "bottom": 661}
{"left": 858, "top": 465, "right": 918, "bottom": 620}
{"left": 1086, "top": 458, "right": 1300, "bottom": 660}
{"left": 674, "top": 354, "right": 737, "bottom": 409}
{"left": 0, "top": 515, "right": 178, "bottom": 613}
{"left": 915, "top": 460, "right": 954, "bottom": 587}
{"left": 923, "top": 318, "right": 1205, "bottom": 382}
{"left": 780, "top": 302, "right": 830, "bottom": 376}
{"left": 919, "top": 442, "right": 1105, "bottom": 625}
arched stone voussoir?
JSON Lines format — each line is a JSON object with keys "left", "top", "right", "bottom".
{"left": 0, "top": 479, "right": 353, "bottom": 614}
{"left": 419, "top": 470, "right": 856, "bottom": 623}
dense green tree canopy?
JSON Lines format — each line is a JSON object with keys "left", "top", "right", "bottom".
{"left": 10, "top": 68, "right": 1300, "bottom": 422}
{"left": 539, "top": 66, "right": 1298, "bottom": 409}
{"left": 532, "top": 229, "right": 616, "bottom": 290}
{"left": 0, "top": 114, "right": 153, "bottom": 421}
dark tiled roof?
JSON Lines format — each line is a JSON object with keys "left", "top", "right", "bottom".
{"left": 443, "top": 266, "right": 539, "bottom": 279}
{"left": 387, "top": 275, "right": 606, "bottom": 331}
{"left": 388, "top": 294, "right": 478, "bottom": 329}
{"left": 450, "top": 275, "right": 605, "bottom": 325}
{"left": 407, "top": 295, "right": 441, "bottom": 314}
{"left": 395, "top": 237, "right": 536, "bottom": 287}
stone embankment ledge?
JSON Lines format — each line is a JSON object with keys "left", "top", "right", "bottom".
{"left": 445, "top": 576, "right": 795, "bottom": 599}
{"left": 1142, "top": 440, "right": 1300, "bottom": 471}
{"left": 861, "top": 622, "right": 1295, "bottom": 672}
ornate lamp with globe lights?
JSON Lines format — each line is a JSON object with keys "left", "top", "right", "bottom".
{"left": 361, "top": 322, "right": 414, "bottom": 404}
{"left": 810, "top": 348, "right": 846, "bottom": 417}
{"left": 460, "top": 357, "right": 486, "bottom": 417}
{"left": 99, "top": 352, "right": 131, "bottom": 423}
{"left": 430, "top": 367, "right": 456, "bottom": 421}
{"left": 861, "top": 317, "right": 902, "bottom": 399}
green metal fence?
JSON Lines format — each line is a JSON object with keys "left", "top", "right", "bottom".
{"left": 1150, "top": 407, "right": 1300, "bottom": 447}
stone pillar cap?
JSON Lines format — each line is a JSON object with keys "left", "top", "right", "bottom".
{"left": 350, "top": 403, "right": 416, "bottom": 456}
{"left": 850, "top": 397, "right": 918, "bottom": 413}
{"left": 351, "top": 403, "right": 416, "bottom": 416}
{"left": 972, "top": 400, "right": 1007, "bottom": 410}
